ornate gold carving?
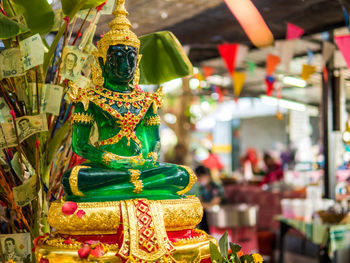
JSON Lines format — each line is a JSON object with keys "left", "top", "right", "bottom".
{"left": 48, "top": 197, "right": 203, "bottom": 235}
{"left": 102, "top": 152, "right": 144, "bottom": 166}
{"left": 35, "top": 235, "right": 215, "bottom": 263}
{"left": 44, "top": 237, "right": 119, "bottom": 251}
{"left": 71, "top": 112, "right": 94, "bottom": 125}
{"left": 69, "top": 166, "right": 89, "bottom": 196}
{"left": 176, "top": 165, "right": 198, "bottom": 195}
{"left": 132, "top": 179, "right": 143, "bottom": 193}
{"left": 129, "top": 169, "right": 140, "bottom": 181}
{"left": 118, "top": 200, "right": 174, "bottom": 262}
{"left": 128, "top": 169, "right": 143, "bottom": 193}
{"left": 146, "top": 151, "right": 158, "bottom": 164}
{"left": 102, "top": 152, "right": 114, "bottom": 165}
{"left": 144, "top": 115, "right": 161, "bottom": 126}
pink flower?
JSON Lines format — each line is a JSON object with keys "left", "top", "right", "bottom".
{"left": 90, "top": 244, "right": 105, "bottom": 257}
{"left": 39, "top": 258, "right": 49, "bottom": 263}
{"left": 78, "top": 245, "right": 91, "bottom": 259}
{"left": 62, "top": 201, "right": 78, "bottom": 215}
{"left": 76, "top": 209, "right": 86, "bottom": 218}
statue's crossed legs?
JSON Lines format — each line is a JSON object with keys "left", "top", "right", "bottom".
{"left": 61, "top": 162, "right": 196, "bottom": 202}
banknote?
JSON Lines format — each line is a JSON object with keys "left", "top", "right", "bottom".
{"left": 0, "top": 114, "right": 48, "bottom": 150}
{"left": 14, "top": 76, "right": 29, "bottom": 106}
{"left": 16, "top": 114, "right": 48, "bottom": 142}
{"left": 0, "top": 233, "right": 32, "bottom": 262}
{"left": 13, "top": 174, "right": 38, "bottom": 207}
{"left": 40, "top": 84, "right": 64, "bottom": 116}
{"left": 101, "top": 0, "right": 115, "bottom": 15}
{"left": 0, "top": 123, "right": 17, "bottom": 149}
{"left": 20, "top": 33, "right": 45, "bottom": 71}
{"left": 60, "top": 46, "right": 87, "bottom": 83}
{"left": 11, "top": 152, "right": 35, "bottom": 182}
{"left": 76, "top": 8, "right": 97, "bottom": 22}
{"left": 0, "top": 97, "right": 12, "bottom": 123}
{"left": 52, "top": 9, "right": 63, "bottom": 31}
{"left": 0, "top": 48, "right": 25, "bottom": 79}
{"left": 26, "top": 65, "right": 45, "bottom": 83}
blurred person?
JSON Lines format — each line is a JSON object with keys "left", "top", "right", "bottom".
{"left": 195, "top": 165, "right": 226, "bottom": 232}
{"left": 260, "top": 153, "right": 284, "bottom": 186}
{"left": 202, "top": 149, "right": 224, "bottom": 182}
{"left": 241, "top": 148, "right": 263, "bottom": 180}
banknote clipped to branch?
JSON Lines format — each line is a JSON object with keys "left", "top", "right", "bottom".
{"left": 0, "top": 0, "right": 117, "bottom": 238}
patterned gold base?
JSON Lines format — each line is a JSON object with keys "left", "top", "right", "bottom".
{"left": 36, "top": 234, "right": 216, "bottom": 263}
{"left": 49, "top": 197, "right": 203, "bottom": 235}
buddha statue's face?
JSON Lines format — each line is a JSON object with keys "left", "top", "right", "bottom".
{"left": 100, "top": 44, "right": 138, "bottom": 86}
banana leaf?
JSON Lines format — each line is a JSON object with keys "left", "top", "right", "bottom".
{"left": 3, "top": 0, "right": 54, "bottom": 35}
{"left": 139, "top": 31, "right": 193, "bottom": 85}
{"left": 0, "top": 13, "right": 29, "bottom": 39}
{"left": 61, "top": 0, "right": 106, "bottom": 16}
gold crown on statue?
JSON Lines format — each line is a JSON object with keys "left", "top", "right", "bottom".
{"left": 95, "top": 0, "right": 140, "bottom": 63}
{"left": 91, "top": 0, "right": 141, "bottom": 86}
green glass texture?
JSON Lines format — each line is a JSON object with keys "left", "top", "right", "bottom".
{"left": 62, "top": 44, "right": 192, "bottom": 202}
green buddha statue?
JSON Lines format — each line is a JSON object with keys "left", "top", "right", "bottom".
{"left": 62, "top": 0, "right": 196, "bottom": 202}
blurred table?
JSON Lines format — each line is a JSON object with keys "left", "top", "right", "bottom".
{"left": 277, "top": 217, "right": 350, "bottom": 263}
{"left": 224, "top": 184, "right": 305, "bottom": 230}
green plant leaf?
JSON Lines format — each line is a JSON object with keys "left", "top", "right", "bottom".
{"left": 210, "top": 241, "right": 223, "bottom": 263}
{"left": 229, "top": 242, "right": 242, "bottom": 253}
{"left": 219, "top": 231, "right": 229, "bottom": 259}
{"left": 42, "top": 122, "right": 71, "bottom": 185}
{"left": 139, "top": 31, "right": 193, "bottom": 85}
{"left": 0, "top": 13, "right": 29, "bottom": 39}
{"left": 240, "top": 255, "right": 254, "bottom": 263}
{"left": 61, "top": 0, "right": 105, "bottom": 16}
{"left": 4, "top": 0, "right": 55, "bottom": 34}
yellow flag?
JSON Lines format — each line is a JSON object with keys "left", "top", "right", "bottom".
{"left": 233, "top": 72, "right": 246, "bottom": 97}
{"left": 300, "top": 64, "right": 316, "bottom": 81}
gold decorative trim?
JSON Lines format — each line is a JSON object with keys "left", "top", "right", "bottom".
{"left": 102, "top": 152, "right": 144, "bottom": 166}
{"left": 48, "top": 197, "right": 203, "bottom": 235}
{"left": 71, "top": 112, "right": 94, "bottom": 125}
{"left": 146, "top": 151, "right": 158, "bottom": 164}
{"left": 132, "top": 179, "right": 143, "bottom": 193}
{"left": 44, "top": 237, "right": 119, "bottom": 251}
{"left": 69, "top": 166, "right": 89, "bottom": 196}
{"left": 177, "top": 165, "right": 197, "bottom": 195}
{"left": 35, "top": 235, "right": 216, "bottom": 263}
{"left": 144, "top": 115, "right": 161, "bottom": 126}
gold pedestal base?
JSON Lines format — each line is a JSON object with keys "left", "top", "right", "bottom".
{"left": 36, "top": 235, "right": 216, "bottom": 263}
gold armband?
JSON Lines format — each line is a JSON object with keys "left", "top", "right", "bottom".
{"left": 144, "top": 115, "right": 161, "bottom": 126}
{"left": 71, "top": 112, "right": 94, "bottom": 125}
{"left": 146, "top": 152, "right": 158, "bottom": 164}
{"left": 102, "top": 152, "right": 114, "bottom": 165}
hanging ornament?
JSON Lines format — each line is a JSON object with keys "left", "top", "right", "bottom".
{"left": 232, "top": 71, "right": 246, "bottom": 99}
{"left": 217, "top": 43, "right": 238, "bottom": 74}
{"left": 286, "top": 23, "right": 305, "bottom": 40}
{"left": 265, "top": 75, "right": 275, "bottom": 96}
{"left": 300, "top": 64, "right": 316, "bottom": 81}
{"left": 335, "top": 35, "right": 350, "bottom": 69}
{"left": 266, "top": 54, "right": 281, "bottom": 75}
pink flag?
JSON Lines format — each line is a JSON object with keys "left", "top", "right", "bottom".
{"left": 286, "top": 23, "right": 305, "bottom": 40}
{"left": 335, "top": 34, "right": 350, "bottom": 69}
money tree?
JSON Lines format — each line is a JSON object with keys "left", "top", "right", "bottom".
{"left": 0, "top": 0, "right": 107, "bottom": 238}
